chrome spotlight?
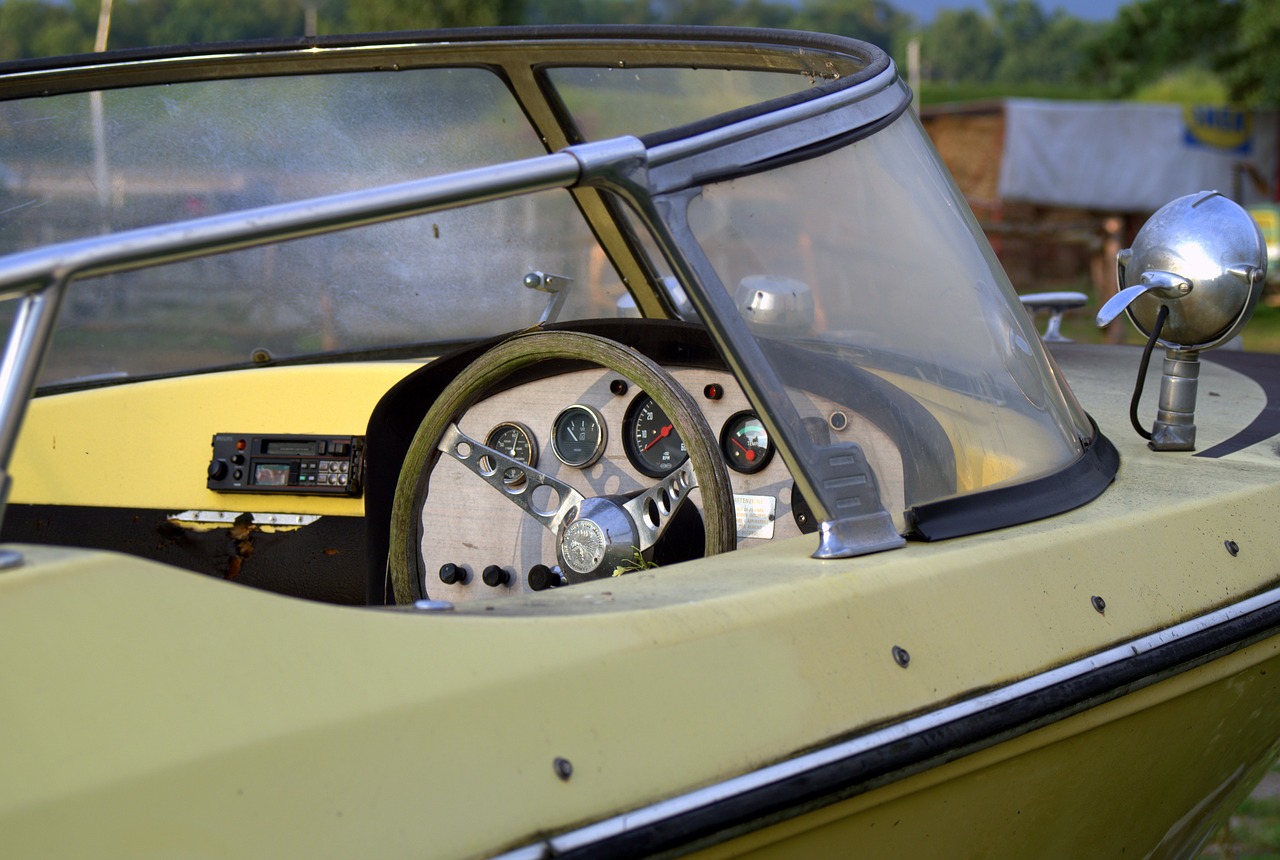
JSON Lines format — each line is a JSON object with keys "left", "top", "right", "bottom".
{"left": 1096, "top": 191, "right": 1267, "bottom": 450}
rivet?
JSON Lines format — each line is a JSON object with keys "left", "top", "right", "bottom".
{"left": 1091, "top": 595, "right": 1106, "bottom": 614}
{"left": 892, "top": 646, "right": 910, "bottom": 668}
{"left": 553, "top": 757, "right": 573, "bottom": 781}
{"left": 1225, "top": 540, "right": 1240, "bottom": 557}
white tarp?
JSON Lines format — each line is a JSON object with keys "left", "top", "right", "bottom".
{"left": 998, "top": 99, "right": 1278, "bottom": 212}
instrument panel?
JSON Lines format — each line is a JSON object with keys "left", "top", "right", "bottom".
{"left": 417, "top": 365, "right": 905, "bottom": 602}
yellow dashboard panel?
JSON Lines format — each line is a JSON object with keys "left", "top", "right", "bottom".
{"left": 10, "top": 362, "right": 423, "bottom": 514}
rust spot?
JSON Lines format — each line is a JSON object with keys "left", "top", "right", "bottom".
{"left": 226, "top": 513, "right": 256, "bottom": 578}
{"left": 229, "top": 512, "right": 256, "bottom": 541}
{"left": 322, "top": 548, "right": 341, "bottom": 556}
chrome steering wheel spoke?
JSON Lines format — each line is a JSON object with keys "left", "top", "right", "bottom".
{"left": 622, "top": 459, "right": 698, "bottom": 551}
{"left": 437, "top": 423, "right": 583, "bottom": 533}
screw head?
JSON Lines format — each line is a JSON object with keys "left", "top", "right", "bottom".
{"left": 892, "top": 646, "right": 910, "bottom": 668}
{"left": 1091, "top": 595, "right": 1106, "bottom": 614}
{"left": 1225, "top": 540, "right": 1240, "bottom": 557}
{"left": 553, "top": 757, "right": 573, "bottom": 781}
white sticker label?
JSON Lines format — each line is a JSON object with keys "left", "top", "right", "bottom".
{"left": 734, "top": 494, "right": 777, "bottom": 540}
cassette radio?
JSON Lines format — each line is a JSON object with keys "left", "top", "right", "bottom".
{"left": 207, "top": 433, "right": 364, "bottom": 497}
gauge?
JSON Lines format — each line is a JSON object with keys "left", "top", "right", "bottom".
{"left": 552, "top": 404, "right": 606, "bottom": 469}
{"left": 482, "top": 421, "right": 537, "bottom": 486}
{"left": 624, "top": 394, "right": 687, "bottom": 478}
{"left": 720, "top": 411, "right": 774, "bottom": 474}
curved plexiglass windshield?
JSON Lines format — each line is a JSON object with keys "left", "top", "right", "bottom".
{"left": 0, "top": 30, "right": 1107, "bottom": 535}
{"left": 0, "top": 67, "right": 626, "bottom": 384}
{"left": 680, "top": 111, "right": 1094, "bottom": 514}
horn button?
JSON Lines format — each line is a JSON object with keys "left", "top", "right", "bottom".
{"left": 558, "top": 497, "right": 641, "bottom": 582}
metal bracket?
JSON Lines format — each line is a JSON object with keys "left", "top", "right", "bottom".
{"left": 524, "top": 271, "right": 573, "bottom": 325}
{"left": 1150, "top": 349, "right": 1200, "bottom": 451}
{"left": 810, "top": 442, "right": 906, "bottom": 559}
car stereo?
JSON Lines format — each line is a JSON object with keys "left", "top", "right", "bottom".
{"left": 207, "top": 433, "right": 364, "bottom": 496}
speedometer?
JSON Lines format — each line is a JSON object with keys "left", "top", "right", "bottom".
{"left": 624, "top": 393, "right": 687, "bottom": 478}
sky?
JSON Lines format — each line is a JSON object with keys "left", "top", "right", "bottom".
{"left": 892, "top": 0, "right": 1128, "bottom": 22}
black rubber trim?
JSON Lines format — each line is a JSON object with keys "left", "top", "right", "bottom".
{"left": 540, "top": 585, "right": 1280, "bottom": 859}
{"left": 634, "top": 30, "right": 888, "bottom": 149}
{"left": 668, "top": 84, "right": 911, "bottom": 191}
{"left": 0, "top": 25, "right": 886, "bottom": 92}
{"left": 905, "top": 419, "right": 1119, "bottom": 541}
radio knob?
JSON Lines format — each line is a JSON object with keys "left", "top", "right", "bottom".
{"left": 207, "top": 459, "right": 229, "bottom": 481}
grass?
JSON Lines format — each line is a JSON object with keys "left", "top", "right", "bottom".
{"left": 1198, "top": 761, "right": 1280, "bottom": 859}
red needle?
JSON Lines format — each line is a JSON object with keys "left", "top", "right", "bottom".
{"left": 643, "top": 424, "right": 673, "bottom": 452}
{"left": 730, "top": 437, "right": 756, "bottom": 461}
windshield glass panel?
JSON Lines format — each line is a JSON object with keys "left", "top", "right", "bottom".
{"left": 0, "top": 68, "right": 631, "bottom": 384}
{"left": 38, "top": 188, "right": 626, "bottom": 385}
{"left": 0, "top": 68, "right": 544, "bottom": 249}
{"left": 548, "top": 67, "right": 814, "bottom": 140}
{"left": 684, "top": 111, "right": 1091, "bottom": 511}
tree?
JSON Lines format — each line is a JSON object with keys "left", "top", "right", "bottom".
{"left": 1081, "top": 0, "right": 1239, "bottom": 99}
{"left": 106, "top": 0, "right": 306, "bottom": 48}
{"left": 0, "top": 0, "right": 95, "bottom": 59}
{"left": 791, "top": 0, "right": 911, "bottom": 52}
{"left": 919, "top": 8, "right": 999, "bottom": 84}
{"left": 989, "top": 0, "right": 1099, "bottom": 86}
{"left": 340, "top": 0, "right": 523, "bottom": 31}
{"left": 1219, "top": 0, "right": 1280, "bottom": 104}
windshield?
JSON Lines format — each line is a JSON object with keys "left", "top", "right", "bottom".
{"left": 680, "top": 111, "right": 1092, "bottom": 511}
{"left": 0, "top": 67, "right": 626, "bottom": 383}
{"left": 0, "top": 29, "right": 1111, "bottom": 541}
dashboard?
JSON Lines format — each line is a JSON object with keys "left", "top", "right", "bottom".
{"left": 415, "top": 364, "right": 905, "bottom": 602}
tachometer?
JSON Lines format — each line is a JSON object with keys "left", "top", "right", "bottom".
{"left": 482, "top": 421, "right": 537, "bottom": 486}
{"left": 624, "top": 393, "right": 687, "bottom": 478}
{"left": 552, "top": 405, "right": 606, "bottom": 469}
{"left": 720, "top": 411, "right": 774, "bottom": 474}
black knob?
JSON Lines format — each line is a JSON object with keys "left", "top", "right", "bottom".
{"left": 439, "top": 563, "right": 467, "bottom": 585}
{"left": 230, "top": 453, "right": 245, "bottom": 465}
{"left": 528, "top": 564, "right": 559, "bottom": 591}
{"left": 207, "top": 459, "right": 228, "bottom": 481}
{"left": 482, "top": 565, "right": 510, "bottom": 587}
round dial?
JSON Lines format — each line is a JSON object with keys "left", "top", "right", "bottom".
{"left": 624, "top": 394, "right": 687, "bottom": 478}
{"left": 482, "top": 421, "right": 537, "bottom": 486}
{"left": 720, "top": 411, "right": 774, "bottom": 474}
{"left": 551, "top": 405, "right": 606, "bottom": 469}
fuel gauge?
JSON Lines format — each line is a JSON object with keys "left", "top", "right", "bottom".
{"left": 720, "top": 411, "right": 774, "bottom": 474}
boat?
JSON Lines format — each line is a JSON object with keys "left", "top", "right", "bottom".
{"left": 0, "top": 26, "right": 1277, "bottom": 859}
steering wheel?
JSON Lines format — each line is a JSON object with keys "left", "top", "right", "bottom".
{"left": 388, "top": 330, "right": 736, "bottom": 604}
